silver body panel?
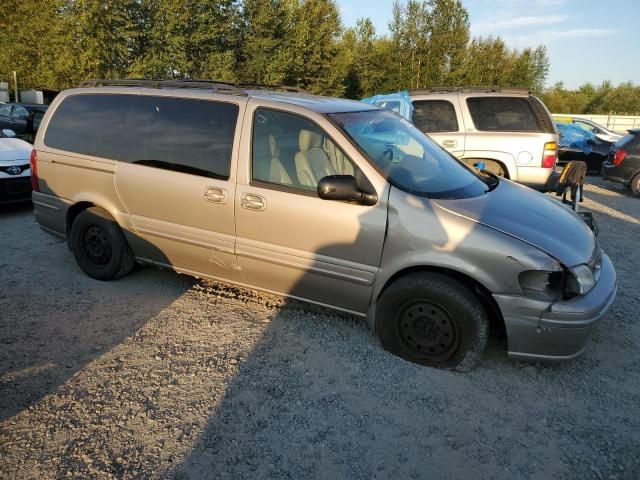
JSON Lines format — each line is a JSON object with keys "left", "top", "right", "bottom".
{"left": 32, "top": 86, "right": 617, "bottom": 363}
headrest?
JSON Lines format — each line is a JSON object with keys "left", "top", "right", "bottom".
{"left": 299, "top": 129, "right": 322, "bottom": 151}
{"left": 268, "top": 134, "right": 278, "bottom": 157}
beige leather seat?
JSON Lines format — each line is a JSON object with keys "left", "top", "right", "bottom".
{"left": 323, "top": 137, "right": 354, "bottom": 176}
{"left": 295, "top": 129, "right": 337, "bottom": 187}
{"left": 266, "top": 134, "right": 292, "bottom": 185}
{"left": 254, "top": 132, "right": 292, "bottom": 185}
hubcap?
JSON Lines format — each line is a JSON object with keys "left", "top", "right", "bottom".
{"left": 398, "top": 301, "right": 459, "bottom": 362}
{"left": 82, "top": 225, "right": 112, "bottom": 265}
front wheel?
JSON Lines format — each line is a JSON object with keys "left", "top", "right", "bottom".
{"left": 375, "top": 273, "right": 488, "bottom": 371}
{"left": 69, "top": 207, "right": 135, "bottom": 280}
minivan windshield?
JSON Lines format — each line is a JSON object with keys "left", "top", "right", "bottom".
{"left": 329, "top": 110, "right": 493, "bottom": 199}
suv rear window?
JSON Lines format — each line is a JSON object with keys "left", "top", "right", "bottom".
{"left": 412, "top": 100, "right": 458, "bottom": 133}
{"left": 44, "top": 94, "right": 239, "bottom": 179}
{"left": 466, "top": 97, "right": 541, "bottom": 132}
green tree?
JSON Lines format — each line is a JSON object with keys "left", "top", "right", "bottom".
{"left": 130, "top": 0, "right": 242, "bottom": 80}
{"left": 343, "top": 18, "right": 386, "bottom": 98}
{"left": 239, "top": 0, "right": 297, "bottom": 85}
{"left": 0, "top": 0, "right": 76, "bottom": 91}
{"left": 289, "top": 0, "right": 345, "bottom": 95}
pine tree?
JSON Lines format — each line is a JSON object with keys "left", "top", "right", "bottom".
{"left": 239, "top": 0, "right": 297, "bottom": 85}
{"left": 290, "top": 0, "right": 345, "bottom": 95}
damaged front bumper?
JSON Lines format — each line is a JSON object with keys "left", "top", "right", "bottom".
{"left": 494, "top": 252, "right": 617, "bottom": 362}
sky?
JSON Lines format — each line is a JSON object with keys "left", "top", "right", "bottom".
{"left": 338, "top": 0, "right": 640, "bottom": 89}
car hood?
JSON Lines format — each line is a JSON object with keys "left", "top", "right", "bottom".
{"left": 0, "top": 138, "right": 32, "bottom": 162}
{"left": 432, "top": 179, "right": 596, "bottom": 267}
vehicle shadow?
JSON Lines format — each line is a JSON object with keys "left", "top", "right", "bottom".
{"left": 170, "top": 196, "right": 516, "bottom": 479}
{"left": 0, "top": 202, "right": 192, "bottom": 421}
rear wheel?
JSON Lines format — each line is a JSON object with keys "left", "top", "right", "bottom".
{"left": 69, "top": 207, "right": 135, "bottom": 280}
{"left": 630, "top": 173, "right": 640, "bottom": 197}
{"left": 375, "top": 273, "right": 488, "bottom": 371}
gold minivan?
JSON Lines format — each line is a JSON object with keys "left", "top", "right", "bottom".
{"left": 31, "top": 80, "right": 616, "bottom": 370}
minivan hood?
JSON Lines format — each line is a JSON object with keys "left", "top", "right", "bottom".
{"left": 432, "top": 179, "right": 596, "bottom": 267}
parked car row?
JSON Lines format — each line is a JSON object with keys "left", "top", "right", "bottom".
{"left": 27, "top": 79, "right": 616, "bottom": 370}
{"left": 0, "top": 102, "right": 48, "bottom": 143}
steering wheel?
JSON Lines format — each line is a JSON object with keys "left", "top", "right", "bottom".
{"left": 382, "top": 145, "right": 401, "bottom": 164}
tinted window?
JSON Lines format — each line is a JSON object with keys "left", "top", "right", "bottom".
{"left": 330, "top": 110, "right": 492, "bottom": 199}
{"left": 467, "top": 97, "right": 541, "bottom": 132}
{"left": 252, "top": 108, "right": 358, "bottom": 192}
{"left": 12, "top": 106, "right": 29, "bottom": 118}
{"left": 412, "top": 100, "right": 458, "bottom": 133}
{"left": 0, "top": 105, "right": 11, "bottom": 116}
{"left": 45, "top": 94, "right": 239, "bottom": 179}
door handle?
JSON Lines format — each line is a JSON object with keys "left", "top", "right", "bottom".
{"left": 442, "top": 139, "right": 457, "bottom": 148}
{"left": 203, "top": 187, "right": 227, "bottom": 204}
{"left": 241, "top": 193, "right": 266, "bottom": 211}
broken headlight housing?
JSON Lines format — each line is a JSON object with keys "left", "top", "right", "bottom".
{"left": 519, "top": 262, "right": 597, "bottom": 301}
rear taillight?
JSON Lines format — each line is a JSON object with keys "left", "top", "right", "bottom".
{"left": 30, "top": 148, "right": 39, "bottom": 192}
{"left": 542, "top": 142, "right": 557, "bottom": 168}
{"left": 613, "top": 149, "right": 627, "bottom": 166}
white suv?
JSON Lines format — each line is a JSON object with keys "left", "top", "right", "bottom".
{"left": 368, "top": 88, "right": 559, "bottom": 190}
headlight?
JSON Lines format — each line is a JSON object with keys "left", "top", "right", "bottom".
{"left": 565, "top": 264, "right": 596, "bottom": 296}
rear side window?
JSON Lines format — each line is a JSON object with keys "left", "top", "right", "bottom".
{"left": 467, "top": 97, "right": 541, "bottom": 132}
{"left": 412, "top": 100, "right": 459, "bottom": 133}
{"left": 44, "top": 94, "right": 239, "bottom": 179}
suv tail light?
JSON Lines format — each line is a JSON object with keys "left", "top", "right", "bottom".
{"left": 30, "top": 148, "right": 40, "bottom": 192}
{"left": 542, "top": 142, "right": 557, "bottom": 168}
{"left": 613, "top": 149, "right": 627, "bottom": 166}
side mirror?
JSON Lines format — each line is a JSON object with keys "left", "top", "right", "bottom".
{"left": 1, "top": 129, "right": 16, "bottom": 138}
{"left": 317, "top": 175, "right": 377, "bottom": 206}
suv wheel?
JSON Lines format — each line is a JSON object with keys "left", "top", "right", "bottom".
{"left": 375, "top": 273, "right": 488, "bottom": 371}
{"left": 70, "top": 207, "right": 135, "bottom": 280}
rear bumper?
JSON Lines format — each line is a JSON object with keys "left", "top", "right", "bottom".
{"left": 32, "top": 191, "right": 70, "bottom": 239}
{"left": 517, "top": 166, "right": 554, "bottom": 190}
{"left": 494, "top": 252, "right": 617, "bottom": 362}
{"left": 600, "top": 162, "right": 628, "bottom": 185}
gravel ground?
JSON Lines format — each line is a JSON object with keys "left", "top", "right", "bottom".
{"left": 1, "top": 176, "right": 639, "bottom": 480}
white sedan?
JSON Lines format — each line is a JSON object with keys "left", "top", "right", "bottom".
{"left": 0, "top": 129, "right": 33, "bottom": 204}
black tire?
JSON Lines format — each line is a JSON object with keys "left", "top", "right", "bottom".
{"left": 630, "top": 173, "right": 640, "bottom": 197}
{"left": 375, "top": 273, "right": 488, "bottom": 371}
{"left": 69, "top": 207, "right": 135, "bottom": 281}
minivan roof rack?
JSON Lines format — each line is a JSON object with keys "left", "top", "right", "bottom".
{"left": 79, "top": 79, "right": 309, "bottom": 96}
{"left": 79, "top": 79, "right": 249, "bottom": 96}
{"left": 238, "top": 83, "right": 307, "bottom": 93}
{"left": 409, "top": 86, "right": 531, "bottom": 95}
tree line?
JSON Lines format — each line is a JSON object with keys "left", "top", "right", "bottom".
{"left": 2, "top": 0, "right": 551, "bottom": 99}
{"left": 541, "top": 81, "right": 640, "bottom": 116}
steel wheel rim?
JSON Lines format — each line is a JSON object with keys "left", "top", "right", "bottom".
{"left": 82, "top": 225, "right": 112, "bottom": 265}
{"left": 397, "top": 301, "right": 459, "bottom": 362}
